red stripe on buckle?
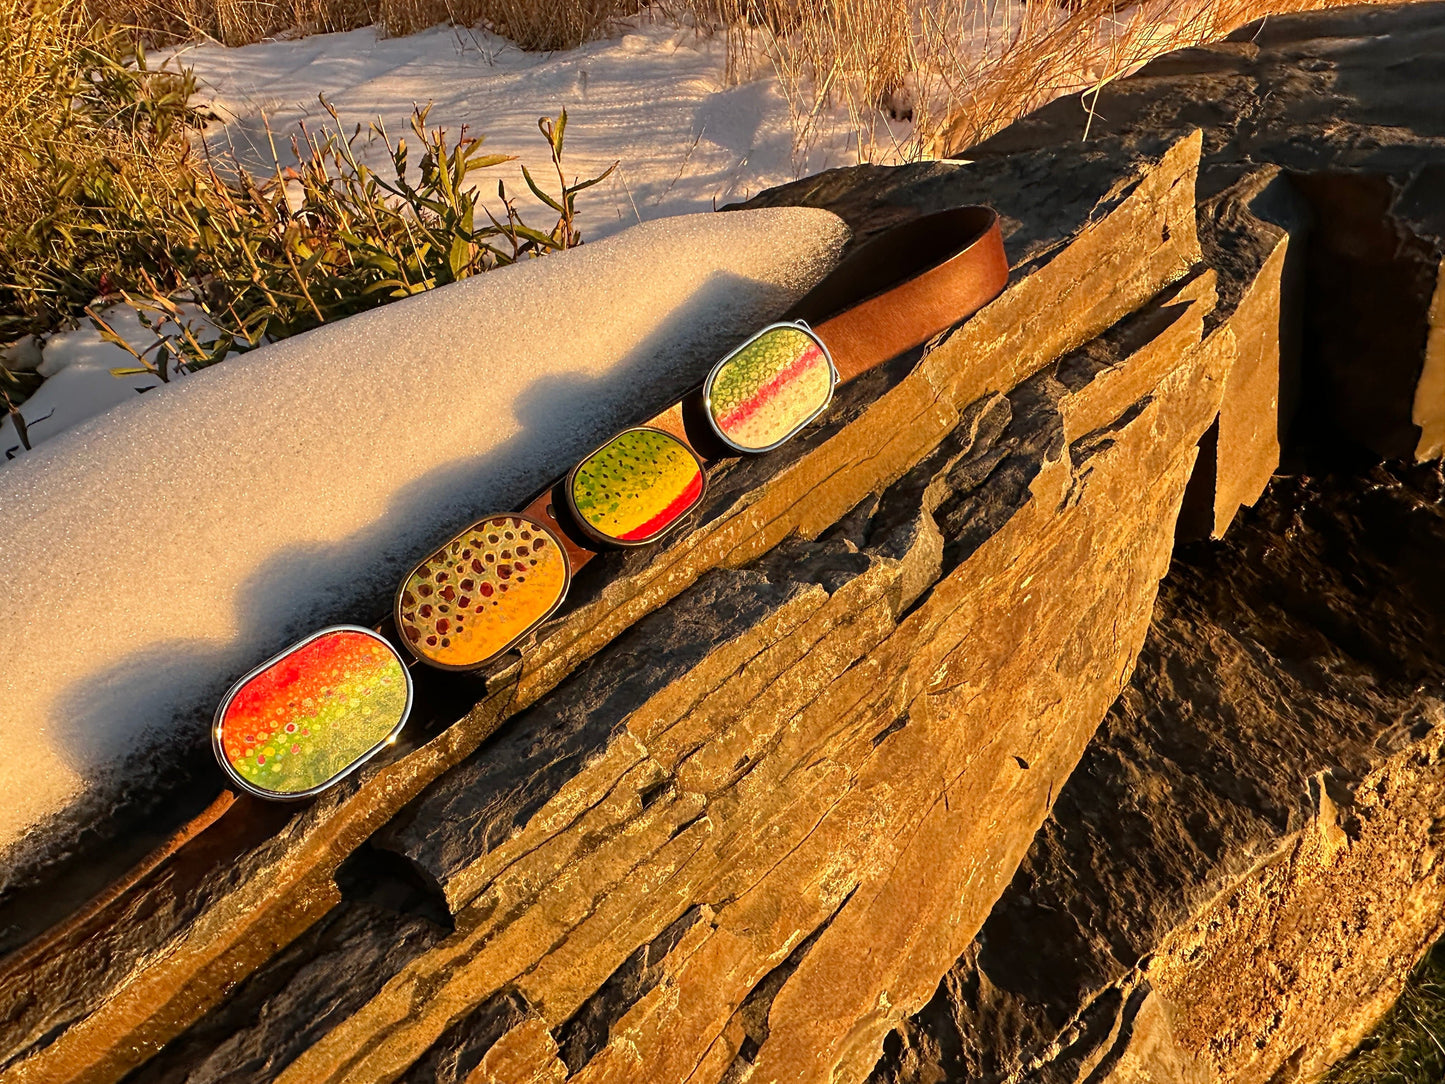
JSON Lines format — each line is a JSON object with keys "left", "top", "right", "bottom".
{"left": 717, "top": 344, "right": 825, "bottom": 433}
{"left": 618, "top": 469, "right": 704, "bottom": 541}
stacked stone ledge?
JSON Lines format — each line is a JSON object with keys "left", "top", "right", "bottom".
{"left": 4, "top": 5, "right": 1445, "bottom": 1079}
{"left": 870, "top": 4, "right": 1445, "bottom": 1082}
{"left": 0, "top": 128, "right": 1212, "bottom": 1083}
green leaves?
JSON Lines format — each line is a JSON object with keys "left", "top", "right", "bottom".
{"left": 87, "top": 101, "right": 617, "bottom": 375}
{"left": 532, "top": 109, "right": 618, "bottom": 250}
{"left": 0, "top": 15, "right": 618, "bottom": 397}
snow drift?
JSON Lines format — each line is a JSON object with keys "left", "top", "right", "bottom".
{"left": 0, "top": 206, "right": 849, "bottom": 872}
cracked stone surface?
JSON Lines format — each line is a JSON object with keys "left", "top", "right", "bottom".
{"left": 869, "top": 4, "right": 1445, "bottom": 1083}
{"left": 0, "top": 128, "right": 1210, "bottom": 1084}
{"left": 8, "top": 5, "right": 1445, "bottom": 1081}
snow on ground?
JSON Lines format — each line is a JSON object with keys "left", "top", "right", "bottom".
{"left": 1, "top": 308, "right": 210, "bottom": 461}
{"left": 0, "top": 15, "right": 896, "bottom": 461}
{"left": 172, "top": 17, "right": 889, "bottom": 236}
{"left": 0, "top": 206, "right": 849, "bottom": 870}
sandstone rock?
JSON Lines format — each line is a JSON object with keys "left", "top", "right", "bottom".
{"left": 960, "top": 0, "right": 1445, "bottom": 464}
{"left": 0, "top": 133, "right": 1207, "bottom": 1084}
{"left": 871, "top": 454, "right": 1445, "bottom": 1084}
{"left": 867, "top": 6, "right": 1445, "bottom": 1080}
{"left": 253, "top": 269, "right": 1223, "bottom": 1084}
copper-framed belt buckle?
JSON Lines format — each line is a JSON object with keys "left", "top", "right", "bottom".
{"left": 702, "top": 320, "right": 838, "bottom": 454}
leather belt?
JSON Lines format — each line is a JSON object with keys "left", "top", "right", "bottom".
{"left": 394, "top": 206, "right": 1005, "bottom": 669}
{"left": 214, "top": 205, "right": 1006, "bottom": 799}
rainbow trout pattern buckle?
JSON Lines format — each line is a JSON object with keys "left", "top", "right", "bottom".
{"left": 396, "top": 514, "right": 570, "bottom": 670}
{"left": 704, "top": 322, "right": 836, "bottom": 453}
{"left": 567, "top": 427, "right": 707, "bottom": 546}
{"left": 214, "top": 626, "right": 412, "bottom": 799}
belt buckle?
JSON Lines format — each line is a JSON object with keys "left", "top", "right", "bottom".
{"left": 565, "top": 426, "right": 708, "bottom": 548}
{"left": 395, "top": 513, "right": 572, "bottom": 671}
{"left": 702, "top": 320, "right": 838, "bottom": 454}
{"left": 213, "top": 625, "right": 413, "bottom": 799}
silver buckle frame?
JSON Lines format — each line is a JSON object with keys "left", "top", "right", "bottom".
{"left": 701, "top": 320, "right": 839, "bottom": 454}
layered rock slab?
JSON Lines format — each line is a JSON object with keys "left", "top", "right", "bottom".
{"left": 201, "top": 271, "right": 1222, "bottom": 1084}
{"left": 960, "top": 0, "right": 1445, "bottom": 466}
{"left": 0, "top": 135, "right": 1205, "bottom": 1083}
{"left": 871, "top": 454, "right": 1445, "bottom": 1084}
{"left": 864, "top": 7, "right": 1445, "bottom": 1079}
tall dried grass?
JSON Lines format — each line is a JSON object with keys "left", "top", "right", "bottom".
{"left": 0, "top": 0, "right": 199, "bottom": 336}
{"left": 87, "top": 0, "right": 641, "bottom": 48}
{"left": 692, "top": 0, "right": 1407, "bottom": 163}
{"left": 82, "top": 0, "right": 1403, "bottom": 156}
{"left": 925, "top": 0, "right": 1396, "bottom": 154}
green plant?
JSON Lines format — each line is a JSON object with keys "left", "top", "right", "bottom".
{"left": 1319, "top": 939, "right": 1445, "bottom": 1084}
{"left": 97, "top": 104, "right": 615, "bottom": 372}
{"left": 522, "top": 112, "right": 617, "bottom": 250}
{"left": 1, "top": 382, "right": 49, "bottom": 454}
{"left": 0, "top": 7, "right": 615, "bottom": 415}
{"left": 89, "top": 0, "right": 639, "bottom": 51}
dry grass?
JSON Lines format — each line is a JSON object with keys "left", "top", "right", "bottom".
{"left": 0, "top": 0, "right": 187, "bottom": 227}
{"left": 87, "top": 0, "right": 641, "bottom": 49}
{"left": 79, "top": 0, "right": 1407, "bottom": 155}
{"left": 928, "top": 0, "right": 1402, "bottom": 154}
{"left": 0, "top": 0, "right": 200, "bottom": 338}
{"left": 1320, "top": 939, "right": 1445, "bottom": 1084}
{"left": 690, "top": 0, "right": 1411, "bottom": 163}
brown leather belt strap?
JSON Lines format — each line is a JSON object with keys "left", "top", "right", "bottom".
{"left": 524, "top": 205, "right": 1007, "bottom": 573}
{"left": 791, "top": 206, "right": 1007, "bottom": 382}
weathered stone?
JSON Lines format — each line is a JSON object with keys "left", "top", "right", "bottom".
{"left": 961, "top": 0, "right": 1445, "bottom": 463}
{"left": 120, "top": 845, "right": 451, "bottom": 1084}
{"left": 866, "top": 10, "right": 1445, "bottom": 1080}
{"left": 1183, "top": 168, "right": 1309, "bottom": 538}
{"left": 0, "top": 132, "right": 1205, "bottom": 1084}
{"left": 871, "top": 452, "right": 1445, "bottom": 1084}
{"left": 170, "top": 270, "right": 1216, "bottom": 1084}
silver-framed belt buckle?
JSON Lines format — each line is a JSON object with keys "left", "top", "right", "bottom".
{"left": 702, "top": 320, "right": 838, "bottom": 454}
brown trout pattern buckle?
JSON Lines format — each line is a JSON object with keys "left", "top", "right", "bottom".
{"left": 396, "top": 514, "right": 570, "bottom": 670}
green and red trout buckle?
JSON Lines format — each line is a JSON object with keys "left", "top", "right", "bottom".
{"left": 567, "top": 427, "right": 707, "bottom": 546}
{"left": 213, "top": 626, "right": 412, "bottom": 799}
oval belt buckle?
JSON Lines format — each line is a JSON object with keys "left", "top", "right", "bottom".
{"left": 213, "top": 625, "right": 413, "bottom": 800}
{"left": 702, "top": 321, "right": 838, "bottom": 453}
{"left": 396, "top": 513, "right": 572, "bottom": 671}
{"left": 566, "top": 426, "right": 708, "bottom": 548}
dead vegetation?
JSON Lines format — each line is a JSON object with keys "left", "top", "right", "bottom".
{"left": 76, "top": 0, "right": 1410, "bottom": 161}
{"left": 0, "top": 0, "right": 1417, "bottom": 399}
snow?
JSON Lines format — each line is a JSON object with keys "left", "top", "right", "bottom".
{"left": 1, "top": 16, "right": 890, "bottom": 464}
{"left": 171, "top": 18, "right": 885, "bottom": 237}
{"left": 1, "top": 307, "right": 210, "bottom": 460}
{"left": 0, "top": 205, "right": 849, "bottom": 868}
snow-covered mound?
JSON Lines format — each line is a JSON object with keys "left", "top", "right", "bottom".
{"left": 0, "top": 18, "right": 887, "bottom": 460}
{"left": 0, "top": 206, "right": 849, "bottom": 869}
